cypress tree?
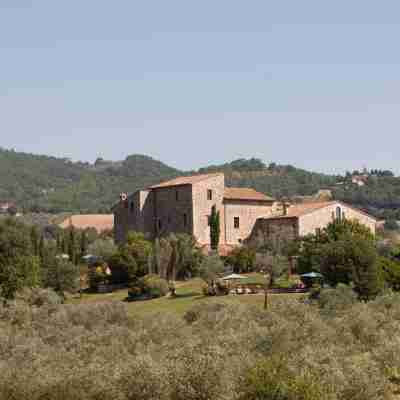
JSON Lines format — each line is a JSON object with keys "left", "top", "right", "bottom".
{"left": 68, "top": 228, "right": 77, "bottom": 265}
{"left": 56, "top": 232, "right": 62, "bottom": 252}
{"left": 210, "top": 205, "right": 221, "bottom": 251}
{"left": 39, "top": 235, "right": 45, "bottom": 261}
{"left": 80, "top": 230, "right": 88, "bottom": 259}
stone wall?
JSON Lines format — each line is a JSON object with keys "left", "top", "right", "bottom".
{"left": 192, "top": 174, "right": 225, "bottom": 245}
{"left": 246, "top": 217, "right": 299, "bottom": 249}
{"left": 153, "top": 185, "right": 194, "bottom": 237}
{"left": 224, "top": 200, "right": 275, "bottom": 245}
{"left": 113, "top": 201, "right": 130, "bottom": 244}
{"left": 298, "top": 202, "right": 376, "bottom": 236}
{"left": 114, "top": 190, "right": 155, "bottom": 244}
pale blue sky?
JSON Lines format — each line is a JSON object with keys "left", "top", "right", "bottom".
{"left": 1, "top": 0, "right": 400, "bottom": 174}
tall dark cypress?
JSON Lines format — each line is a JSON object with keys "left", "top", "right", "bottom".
{"left": 39, "top": 235, "right": 45, "bottom": 261}
{"left": 68, "top": 228, "right": 77, "bottom": 265}
{"left": 80, "top": 230, "right": 88, "bottom": 259}
{"left": 210, "top": 205, "right": 221, "bottom": 251}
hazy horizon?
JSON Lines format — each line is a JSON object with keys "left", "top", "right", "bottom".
{"left": 1, "top": 1, "right": 400, "bottom": 174}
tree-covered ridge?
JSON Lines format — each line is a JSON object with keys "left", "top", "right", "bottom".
{"left": 200, "top": 158, "right": 340, "bottom": 199}
{"left": 0, "top": 149, "right": 180, "bottom": 213}
{"left": 0, "top": 148, "right": 399, "bottom": 217}
{"left": 333, "top": 175, "right": 400, "bottom": 220}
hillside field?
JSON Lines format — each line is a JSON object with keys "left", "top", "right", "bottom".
{"left": 71, "top": 275, "right": 305, "bottom": 318}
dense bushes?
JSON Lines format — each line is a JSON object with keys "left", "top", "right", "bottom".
{"left": 298, "top": 219, "right": 383, "bottom": 300}
{"left": 2, "top": 293, "right": 400, "bottom": 399}
{"left": 129, "top": 274, "right": 169, "bottom": 299}
{"left": 225, "top": 247, "right": 256, "bottom": 273}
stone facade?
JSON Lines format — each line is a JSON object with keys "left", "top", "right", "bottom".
{"left": 246, "top": 217, "right": 298, "bottom": 249}
{"left": 247, "top": 201, "right": 377, "bottom": 248}
{"left": 298, "top": 202, "right": 376, "bottom": 236}
{"left": 192, "top": 174, "right": 226, "bottom": 245}
{"left": 113, "top": 173, "right": 277, "bottom": 247}
{"left": 224, "top": 200, "right": 276, "bottom": 244}
{"left": 114, "top": 175, "right": 378, "bottom": 252}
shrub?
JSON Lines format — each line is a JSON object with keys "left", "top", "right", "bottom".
{"left": 379, "top": 256, "right": 400, "bottom": 291}
{"left": 226, "top": 246, "right": 256, "bottom": 273}
{"left": 88, "top": 262, "right": 110, "bottom": 290}
{"left": 317, "top": 284, "right": 358, "bottom": 315}
{"left": 129, "top": 274, "right": 169, "bottom": 299}
{"left": 199, "top": 254, "right": 224, "bottom": 284}
{"left": 87, "top": 238, "right": 117, "bottom": 261}
{"left": 239, "top": 359, "right": 325, "bottom": 400}
{"left": 14, "top": 287, "right": 62, "bottom": 307}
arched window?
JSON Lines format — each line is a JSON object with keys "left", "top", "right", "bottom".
{"left": 336, "top": 207, "right": 342, "bottom": 221}
{"left": 130, "top": 201, "right": 134, "bottom": 213}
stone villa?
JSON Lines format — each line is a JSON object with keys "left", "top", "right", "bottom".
{"left": 113, "top": 173, "right": 377, "bottom": 252}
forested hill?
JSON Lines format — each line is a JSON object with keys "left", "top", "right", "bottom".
{"left": 0, "top": 149, "right": 180, "bottom": 213}
{"left": 199, "top": 159, "right": 339, "bottom": 200}
{"left": 0, "top": 148, "right": 398, "bottom": 218}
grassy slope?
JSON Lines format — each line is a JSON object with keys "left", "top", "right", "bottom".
{"left": 72, "top": 275, "right": 305, "bottom": 318}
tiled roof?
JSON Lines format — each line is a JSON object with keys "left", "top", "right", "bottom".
{"left": 59, "top": 215, "right": 114, "bottom": 233}
{"left": 150, "top": 173, "right": 223, "bottom": 189}
{"left": 282, "top": 201, "right": 336, "bottom": 217}
{"left": 224, "top": 187, "right": 274, "bottom": 202}
{"left": 268, "top": 201, "right": 377, "bottom": 221}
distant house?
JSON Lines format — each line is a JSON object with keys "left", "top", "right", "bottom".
{"left": 113, "top": 173, "right": 278, "bottom": 248}
{"left": 59, "top": 215, "right": 114, "bottom": 233}
{"left": 113, "top": 173, "right": 377, "bottom": 253}
{"left": 247, "top": 201, "right": 377, "bottom": 248}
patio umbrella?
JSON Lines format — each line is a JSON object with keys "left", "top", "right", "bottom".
{"left": 222, "top": 274, "right": 248, "bottom": 281}
{"left": 300, "top": 272, "right": 323, "bottom": 279}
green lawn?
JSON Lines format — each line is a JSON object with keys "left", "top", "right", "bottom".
{"left": 72, "top": 274, "right": 305, "bottom": 318}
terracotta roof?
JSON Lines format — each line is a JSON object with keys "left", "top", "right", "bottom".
{"left": 281, "top": 201, "right": 336, "bottom": 218}
{"left": 150, "top": 173, "right": 223, "bottom": 189}
{"left": 267, "top": 201, "right": 377, "bottom": 221}
{"left": 59, "top": 215, "right": 114, "bottom": 233}
{"left": 224, "top": 187, "right": 274, "bottom": 202}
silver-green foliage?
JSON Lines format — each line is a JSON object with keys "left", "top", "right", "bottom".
{"left": 2, "top": 293, "right": 400, "bottom": 399}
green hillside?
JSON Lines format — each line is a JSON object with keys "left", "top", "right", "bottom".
{"left": 0, "top": 148, "right": 398, "bottom": 218}
{"left": 199, "top": 158, "right": 339, "bottom": 199}
{"left": 0, "top": 149, "right": 180, "bottom": 213}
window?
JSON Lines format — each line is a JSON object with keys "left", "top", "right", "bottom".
{"left": 176, "top": 190, "right": 179, "bottom": 201}
{"left": 207, "top": 216, "right": 211, "bottom": 226}
{"left": 130, "top": 201, "right": 134, "bottom": 213}
{"left": 336, "top": 207, "right": 342, "bottom": 221}
{"left": 183, "top": 213, "right": 187, "bottom": 227}
{"left": 158, "top": 219, "right": 163, "bottom": 231}
{"left": 207, "top": 189, "right": 213, "bottom": 200}
{"left": 234, "top": 217, "right": 240, "bottom": 229}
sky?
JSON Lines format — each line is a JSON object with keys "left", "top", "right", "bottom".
{"left": 1, "top": 0, "right": 400, "bottom": 175}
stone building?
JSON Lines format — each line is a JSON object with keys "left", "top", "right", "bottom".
{"left": 113, "top": 173, "right": 277, "bottom": 249}
{"left": 247, "top": 201, "right": 377, "bottom": 248}
{"left": 113, "top": 174, "right": 377, "bottom": 252}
